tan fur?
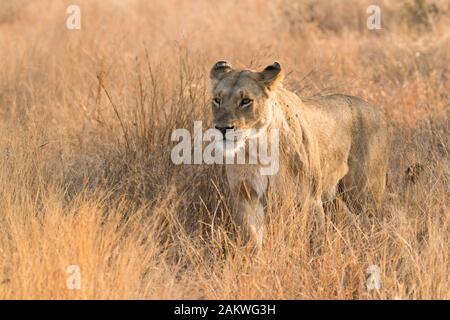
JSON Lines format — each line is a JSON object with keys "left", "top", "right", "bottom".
{"left": 210, "top": 61, "right": 389, "bottom": 249}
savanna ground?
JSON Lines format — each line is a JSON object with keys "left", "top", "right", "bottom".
{"left": 0, "top": 0, "right": 448, "bottom": 299}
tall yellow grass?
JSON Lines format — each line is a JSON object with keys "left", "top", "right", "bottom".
{"left": 0, "top": 0, "right": 448, "bottom": 299}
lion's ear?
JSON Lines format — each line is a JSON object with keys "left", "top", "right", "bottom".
{"left": 259, "top": 62, "right": 284, "bottom": 90}
{"left": 210, "top": 61, "right": 232, "bottom": 82}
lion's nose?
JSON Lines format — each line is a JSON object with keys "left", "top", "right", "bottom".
{"left": 215, "top": 125, "right": 235, "bottom": 137}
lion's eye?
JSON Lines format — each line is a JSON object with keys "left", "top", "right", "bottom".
{"left": 241, "top": 98, "right": 253, "bottom": 108}
{"left": 213, "top": 98, "right": 221, "bottom": 107}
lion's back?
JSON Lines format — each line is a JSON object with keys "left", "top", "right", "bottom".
{"left": 300, "top": 93, "right": 389, "bottom": 206}
{"left": 304, "top": 93, "right": 388, "bottom": 140}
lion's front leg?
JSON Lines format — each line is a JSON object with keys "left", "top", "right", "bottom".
{"left": 226, "top": 166, "right": 268, "bottom": 250}
{"left": 234, "top": 194, "right": 266, "bottom": 250}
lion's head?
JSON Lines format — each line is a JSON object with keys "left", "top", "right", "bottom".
{"left": 209, "top": 61, "right": 284, "bottom": 155}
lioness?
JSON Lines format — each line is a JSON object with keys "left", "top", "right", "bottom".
{"left": 210, "top": 61, "right": 389, "bottom": 249}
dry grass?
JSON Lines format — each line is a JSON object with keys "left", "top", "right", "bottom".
{"left": 0, "top": 0, "right": 448, "bottom": 299}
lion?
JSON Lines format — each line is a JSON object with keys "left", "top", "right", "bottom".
{"left": 210, "top": 61, "right": 389, "bottom": 249}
